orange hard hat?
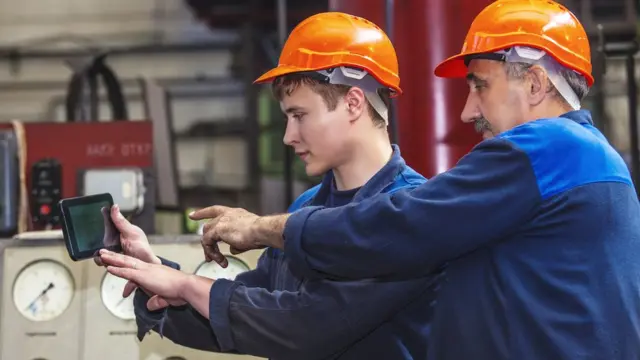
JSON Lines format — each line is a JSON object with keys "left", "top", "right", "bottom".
{"left": 434, "top": 0, "right": 594, "bottom": 86}
{"left": 254, "top": 12, "right": 402, "bottom": 95}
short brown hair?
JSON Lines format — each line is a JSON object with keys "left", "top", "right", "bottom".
{"left": 272, "top": 73, "right": 390, "bottom": 128}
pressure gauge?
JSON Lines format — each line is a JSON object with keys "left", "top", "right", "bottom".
{"left": 12, "top": 259, "right": 75, "bottom": 322}
{"left": 101, "top": 272, "right": 135, "bottom": 320}
{"left": 194, "top": 256, "right": 250, "bottom": 280}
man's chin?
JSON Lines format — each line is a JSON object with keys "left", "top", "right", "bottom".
{"left": 482, "top": 131, "right": 495, "bottom": 140}
{"left": 305, "top": 163, "right": 328, "bottom": 178}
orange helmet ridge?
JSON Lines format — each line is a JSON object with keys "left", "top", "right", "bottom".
{"left": 434, "top": 0, "right": 594, "bottom": 86}
{"left": 254, "top": 12, "right": 402, "bottom": 96}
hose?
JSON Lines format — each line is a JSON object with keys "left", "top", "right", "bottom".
{"left": 65, "top": 54, "right": 128, "bottom": 122}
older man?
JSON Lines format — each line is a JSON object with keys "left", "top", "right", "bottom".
{"left": 190, "top": 1, "right": 640, "bottom": 359}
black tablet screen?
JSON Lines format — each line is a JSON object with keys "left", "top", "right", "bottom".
{"left": 68, "top": 201, "right": 119, "bottom": 252}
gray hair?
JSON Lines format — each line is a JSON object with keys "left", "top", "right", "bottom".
{"left": 503, "top": 62, "right": 590, "bottom": 102}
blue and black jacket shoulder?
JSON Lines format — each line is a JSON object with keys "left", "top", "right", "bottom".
{"left": 133, "top": 145, "right": 438, "bottom": 360}
{"left": 283, "top": 110, "right": 640, "bottom": 360}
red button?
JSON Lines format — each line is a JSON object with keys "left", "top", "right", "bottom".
{"left": 40, "top": 204, "right": 51, "bottom": 215}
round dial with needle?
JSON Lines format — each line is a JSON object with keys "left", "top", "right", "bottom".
{"left": 101, "top": 272, "right": 135, "bottom": 320}
{"left": 12, "top": 259, "right": 75, "bottom": 322}
{"left": 194, "top": 256, "right": 250, "bottom": 280}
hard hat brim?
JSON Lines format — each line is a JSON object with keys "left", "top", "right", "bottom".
{"left": 434, "top": 53, "right": 471, "bottom": 79}
{"left": 434, "top": 48, "right": 595, "bottom": 87}
{"left": 254, "top": 64, "right": 403, "bottom": 97}
{"left": 254, "top": 65, "right": 308, "bottom": 84}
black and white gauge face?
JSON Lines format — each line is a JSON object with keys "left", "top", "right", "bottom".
{"left": 12, "top": 259, "right": 75, "bottom": 322}
{"left": 194, "top": 257, "right": 250, "bottom": 280}
{"left": 101, "top": 272, "right": 135, "bottom": 320}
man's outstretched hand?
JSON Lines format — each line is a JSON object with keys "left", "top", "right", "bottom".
{"left": 189, "top": 205, "right": 290, "bottom": 267}
{"left": 99, "top": 249, "right": 189, "bottom": 311}
{"left": 189, "top": 205, "right": 261, "bottom": 267}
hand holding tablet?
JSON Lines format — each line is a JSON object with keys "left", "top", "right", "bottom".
{"left": 58, "top": 193, "right": 123, "bottom": 261}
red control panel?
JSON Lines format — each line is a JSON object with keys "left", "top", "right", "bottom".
{"left": 0, "top": 121, "right": 153, "bottom": 231}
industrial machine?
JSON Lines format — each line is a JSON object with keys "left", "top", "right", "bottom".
{"left": 0, "top": 236, "right": 265, "bottom": 360}
{"left": 0, "top": 120, "right": 156, "bottom": 235}
{"left": 0, "top": 55, "right": 167, "bottom": 237}
{"left": 0, "top": 61, "right": 269, "bottom": 358}
{"left": 0, "top": 43, "right": 263, "bottom": 359}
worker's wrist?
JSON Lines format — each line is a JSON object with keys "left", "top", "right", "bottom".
{"left": 251, "top": 214, "right": 289, "bottom": 249}
{"left": 179, "top": 274, "right": 214, "bottom": 304}
{"left": 178, "top": 274, "right": 197, "bottom": 303}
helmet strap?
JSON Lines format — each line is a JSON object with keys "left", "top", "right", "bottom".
{"left": 315, "top": 67, "right": 389, "bottom": 126}
{"left": 495, "top": 46, "right": 581, "bottom": 111}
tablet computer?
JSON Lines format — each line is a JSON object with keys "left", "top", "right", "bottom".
{"left": 58, "top": 193, "right": 122, "bottom": 261}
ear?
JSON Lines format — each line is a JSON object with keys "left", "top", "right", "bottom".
{"left": 526, "top": 66, "right": 549, "bottom": 107}
{"left": 344, "top": 87, "right": 367, "bottom": 121}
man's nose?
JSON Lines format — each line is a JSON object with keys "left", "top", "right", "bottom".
{"left": 460, "top": 92, "right": 481, "bottom": 124}
{"left": 283, "top": 120, "right": 298, "bottom": 146}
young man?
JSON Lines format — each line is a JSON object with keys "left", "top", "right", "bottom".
{"left": 98, "top": 12, "right": 437, "bottom": 359}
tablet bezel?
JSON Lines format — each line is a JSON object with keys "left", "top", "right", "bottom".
{"left": 59, "top": 193, "right": 122, "bottom": 261}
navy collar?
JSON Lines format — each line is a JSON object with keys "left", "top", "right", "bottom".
{"left": 310, "top": 144, "right": 406, "bottom": 206}
{"left": 559, "top": 109, "right": 593, "bottom": 126}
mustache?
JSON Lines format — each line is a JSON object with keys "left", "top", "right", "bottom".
{"left": 473, "top": 117, "right": 492, "bottom": 134}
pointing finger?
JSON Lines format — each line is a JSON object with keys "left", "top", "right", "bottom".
{"left": 189, "top": 205, "right": 232, "bottom": 221}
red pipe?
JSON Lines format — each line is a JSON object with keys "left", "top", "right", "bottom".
{"left": 329, "top": 0, "right": 492, "bottom": 177}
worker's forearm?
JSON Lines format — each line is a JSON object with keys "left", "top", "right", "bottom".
{"left": 180, "top": 275, "right": 215, "bottom": 318}
{"left": 251, "top": 214, "right": 290, "bottom": 249}
{"left": 282, "top": 138, "right": 540, "bottom": 280}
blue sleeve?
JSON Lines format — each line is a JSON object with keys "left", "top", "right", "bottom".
{"left": 135, "top": 187, "right": 320, "bottom": 353}
{"left": 227, "top": 186, "right": 316, "bottom": 289}
{"left": 132, "top": 187, "right": 314, "bottom": 351}
{"left": 231, "top": 249, "right": 273, "bottom": 290}
{"left": 206, "top": 275, "right": 436, "bottom": 359}
{"left": 134, "top": 291, "right": 237, "bottom": 352}
{"left": 283, "top": 137, "right": 542, "bottom": 280}
{"left": 134, "top": 252, "right": 278, "bottom": 352}
{"left": 134, "top": 257, "right": 236, "bottom": 352}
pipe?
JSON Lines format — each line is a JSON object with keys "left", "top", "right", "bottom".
{"left": 0, "top": 39, "right": 240, "bottom": 61}
{"left": 591, "top": 24, "right": 607, "bottom": 135}
{"left": 277, "top": 0, "right": 287, "bottom": 46}
{"left": 0, "top": 76, "right": 243, "bottom": 91}
{"left": 277, "top": 0, "right": 295, "bottom": 209}
{"left": 242, "top": 12, "right": 263, "bottom": 212}
{"left": 88, "top": 70, "right": 100, "bottom": 121}
{"left": 329, "top": 0, "right": 490, "bottom": 177}
{"left": 44, "top": 81, "right": 245, "bottom": 120}
{"left": 625, "top": 43, "right": 640, "bottom": 196}
{"left": 401, "top": 0, "right": 490, "bottom": 176}
{"left": 385, "top": 0, "right": 399, "bottom": 145}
